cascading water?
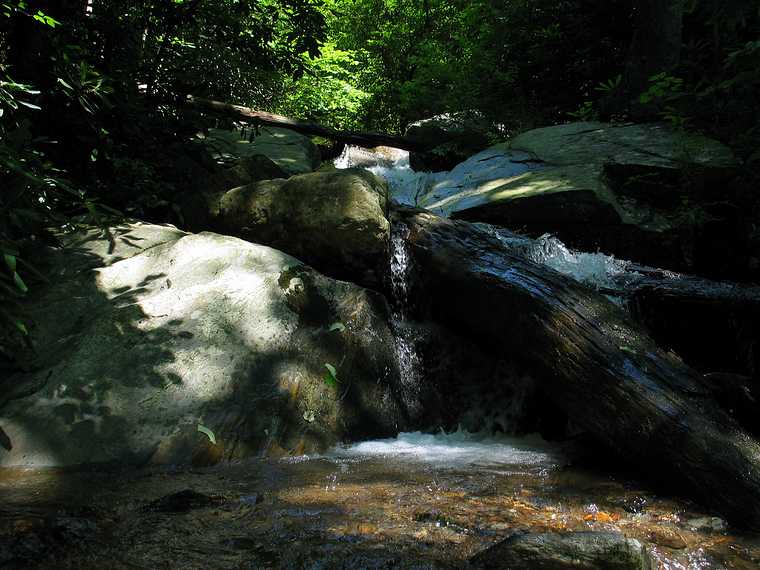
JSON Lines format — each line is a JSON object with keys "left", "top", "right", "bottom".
{"left": 336, "top": 146, "right": 429, "bottom": 415}
{"left": 336, "top": 145, "right": 644, "bottom": 296}
{"left": 334, "top": 145, "right": 643, "bottom": 427}
{"left": 334, "top": 145, "right": 442, "bottom": 207}
{"left": 388, "top": 222, "right": 423, "bottom": 417}
{"left": 486, "top": 227, "right": 640, "bottom": 291}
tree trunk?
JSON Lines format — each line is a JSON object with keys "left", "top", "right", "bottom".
{"left": 393, "top": 207, "right": 760, "bottom": 529}
{"left": 483, "top": 226, "right": 760, "bottom": 379}
{"left": 185, "top": 96, "right": 430, "bottom": 152}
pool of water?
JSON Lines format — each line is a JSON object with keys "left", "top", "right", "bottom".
{"left": 2, "top": 431, "right": 759, "bottom": 569}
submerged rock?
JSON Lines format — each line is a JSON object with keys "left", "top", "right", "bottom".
{"left": 471, "top": 531, "right": 655, "bottom": 570}
{"left": 0, "top": 223, "right": 410, "bottom": 468}
{"left": 207, "top": 168, "right": 391, "bottom": 286}
{"left": 420, "top": 121, "right": 738, "bottom": 273}
{"left": 142, "top": 489, "right": 225, "bottom": 513}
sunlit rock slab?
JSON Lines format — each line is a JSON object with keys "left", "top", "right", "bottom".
{"left": 509, "top": 121, "right": 738, "bottom": 169}
{"left": 442, "top": 122, "right": 738, "bottom": 272}
{"left": 0, "top": 223, "right": 410, "bottom": 468}
{"left": 199, "top": 127, "right": 321, "bottom": 176}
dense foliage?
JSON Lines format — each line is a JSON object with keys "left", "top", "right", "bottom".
{"left": 1, "top": 0, "right": 759, "bottom": 364}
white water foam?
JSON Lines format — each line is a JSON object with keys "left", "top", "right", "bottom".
{"left": 492, "top": 230, "right": 637, "bottom": 291}
{"left": 334, "top": 145, "right": 445, "bottom": 207}
{"left": 328, "top": 429, "right": 562, "bottom": 469}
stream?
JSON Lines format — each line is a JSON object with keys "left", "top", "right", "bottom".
{"left": 2, "top": 148, "right": 760, "bottom": 569}
{"left": 2, "top": 431, "right": 759, "bottom": 568}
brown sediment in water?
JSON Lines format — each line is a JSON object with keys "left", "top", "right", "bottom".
{"left": 2, "top": 438, "right": 760, "bottom": 569}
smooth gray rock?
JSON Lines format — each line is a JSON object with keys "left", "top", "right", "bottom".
{"left": 0, "top": 223, "right": 410, "bottom": 467}
{"left": 443, "top": 121, "right": 739, "bottom": 271}
{"left": 201, "top": 127, "right": 321, "bottom": 176}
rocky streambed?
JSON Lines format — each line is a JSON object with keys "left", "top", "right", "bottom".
{"left": 3, "top": 431, "right": 760, "bottom": 569}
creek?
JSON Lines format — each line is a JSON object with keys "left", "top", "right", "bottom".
{"left": 1, "top": 147, "right": 759, "bottom": 569}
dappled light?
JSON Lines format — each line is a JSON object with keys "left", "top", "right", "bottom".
{"left": 2, "top": 1, "right": 760, "bottom": 568}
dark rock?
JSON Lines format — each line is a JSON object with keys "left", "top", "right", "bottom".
{"left": 406, "top": 112, "right": 493, "bottom": 172}
{"left": 142, "top": 489, "right": 224, "bottom": 513}
{"left": 471, "top": 531, "right": 655, "bottom": 569}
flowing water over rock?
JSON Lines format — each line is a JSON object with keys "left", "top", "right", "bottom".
{"left": 335, "top": 146, "right": 634, "bottom": 291}
{"left": 389, "top": 223, "right": 423, "bottom": 416}
{"left": 335, "top": 146, "right": 442, "bottom": 207}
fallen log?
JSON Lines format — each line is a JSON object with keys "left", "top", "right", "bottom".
{"left": 393, "top": 207, "right": 760, "bottom": 529}
{"left": 486, "top": 226, "right": 760, "bottom": 377}
{"left": 622, "top": 272, "right": 760, "bottom": 378}
{"left": 186, "top": 96, "right": 429, "bottom": 152}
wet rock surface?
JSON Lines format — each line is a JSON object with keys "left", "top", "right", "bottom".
{"left": 394, "top": 209, "right": 760, "bottom": 529}
{"left": 471, "top": 531, "right": 655, "bottom": 569}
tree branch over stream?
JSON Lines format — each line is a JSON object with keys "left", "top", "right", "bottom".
{"left": 185, "top": 96, "right": 430, "bottom": 152}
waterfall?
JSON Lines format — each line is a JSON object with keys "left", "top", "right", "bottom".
{"left": 388, "top": 222, "right": 422, "bottom": 416}
{"left": 335, "top": 145, "right": 428, "bottom": 414}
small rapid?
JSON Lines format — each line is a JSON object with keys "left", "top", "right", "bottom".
{"left": 328, "top": 429, "right": 562, "bottom": 470}
{"left": 335, "top": 145, "right": 643, "bottom": 294}
{"left": 335, "top": 145, "right": 444, "bottom": 207}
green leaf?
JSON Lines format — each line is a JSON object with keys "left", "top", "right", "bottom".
{"left": 197, "top": 424, "right": 217, "bottom": 445}
{"left": 14, "top": 320, "right": 28, "bottom": 335}
{"left": 4, "top": 253, "right": 16, "bottom": 273}
{"left": 13, "top": 272, "right": 28, "bottom": 294}
{"left": 328, "top": 322, "right": 345, "bottom": 332}
{"left": 17, "top": 100, "right": 41, "bottom": 110}
{"left": 323, "top": 363, "right": 339, "bottom": 386}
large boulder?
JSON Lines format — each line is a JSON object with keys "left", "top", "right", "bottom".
{"left": 405, "top": 112, "right": 493, "bottom": 172}
{"left": 206, "top": 168, "right": 391, "bottom": 287}
{"left": 423, "top": 122, "right": 739, "bottom": 273}
{"left": 200, "top": 126, "right": 321, "bottom": 176}
{"left": 0, "top": 223, "right": 411, "bottom": 468}
{"left": 206, "top": 154, "right": 290, "bottom": 193}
